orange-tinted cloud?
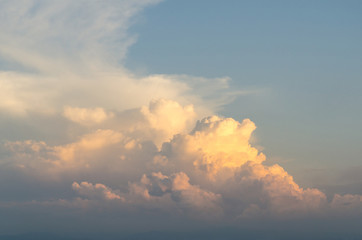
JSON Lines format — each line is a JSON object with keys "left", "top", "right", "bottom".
{"left": 4, "top": 100, "right": 361, "bottom": 221}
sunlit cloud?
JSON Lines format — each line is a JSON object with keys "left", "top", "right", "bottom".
{"left": 3, "top": 104, "right": 362, "bottom": 221}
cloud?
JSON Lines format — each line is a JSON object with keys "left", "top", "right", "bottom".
{"left": 0, "top": 1, "right": 235, "bottom": 118}
{"left": 127, "top": 171, "right": 221, "bottom": 214}
{"left": 139, "top": 99, "right": 196, "bottom": 147}
{"left": 0, "top": 0, "right": 161, "bottom": 71}
{"left": 330, "top": 194, "right": 362, "bottom": 213}
{"left": 151, "top": 115, "right": 327, "bottom": 217}
{"left": 0, "top": 72, "right": 58, "bottom": 115}
{"left": 3, "top": 102, "right": 360, "bottom": 222}
{"left": 234, "top": 162, "right": 327, "bottom": 217}
{"left": 63, "top": 106, "right": 114, "bottom": 126}
{"left": 72, "top": 181, "right": 123, "bottom": 201}
{"left": 171, "top": 172, "right": 222, "bottom": 212}
{"left": 1, "top": 101, "right": 362, "bottom": 235}
{"left": 4, "top": 129, "right": 123, "bottom": 170}
{"left": 2, "top": 99, "right": 200, "bottom": 180}
{"left": 159, "top": 116, "right": 266, "bottom": 179}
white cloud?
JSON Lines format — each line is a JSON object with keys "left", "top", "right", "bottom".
{"left": 0, "top": 1, "right": 235, "bottom": 118}
{"left": 139, "top": 99, "right": 196, "bottom": 147}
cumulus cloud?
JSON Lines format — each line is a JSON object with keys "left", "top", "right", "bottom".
{"left": 3, "top": 102, "right": 362, "bottom": 223}
{"left": 171, "top": 172, "right": 222, "bottom": 212}
{"left": 127, "top": 171, "right": 221, "bottom": 215}
{"left": 139, "top": 99, "right": 196, "bottom": 146}
{"left": 234, "top": 162, "right": 327, "bottom": 217}
{"left": 2, "top": 99, "right": 199, "bottom": 180}
{"left": 4, "top": 129, "right": 123, "bottom": 175}
{"left": 151, "top": 115, "right": 328, "bottom": 217}
{"left": 159, "top": 116, "right": 266, "bottom": 179}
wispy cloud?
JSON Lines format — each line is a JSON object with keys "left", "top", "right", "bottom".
{"left": 0, "top": 0, "right": 237, "bottom": 117}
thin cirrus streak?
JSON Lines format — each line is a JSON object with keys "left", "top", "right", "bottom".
{"left": 0, "top": 0, "right": 361, "bottom": 237}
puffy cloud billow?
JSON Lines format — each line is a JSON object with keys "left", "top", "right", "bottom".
{"left": 0, "top": 0, "right": 361, "bottom": 237}
{"left": 2, "top": 100, "right": 362, "bottom": 222}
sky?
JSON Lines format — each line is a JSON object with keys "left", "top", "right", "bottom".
{"left": 0, "top": 1, "right": 362, "bottom": 239}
